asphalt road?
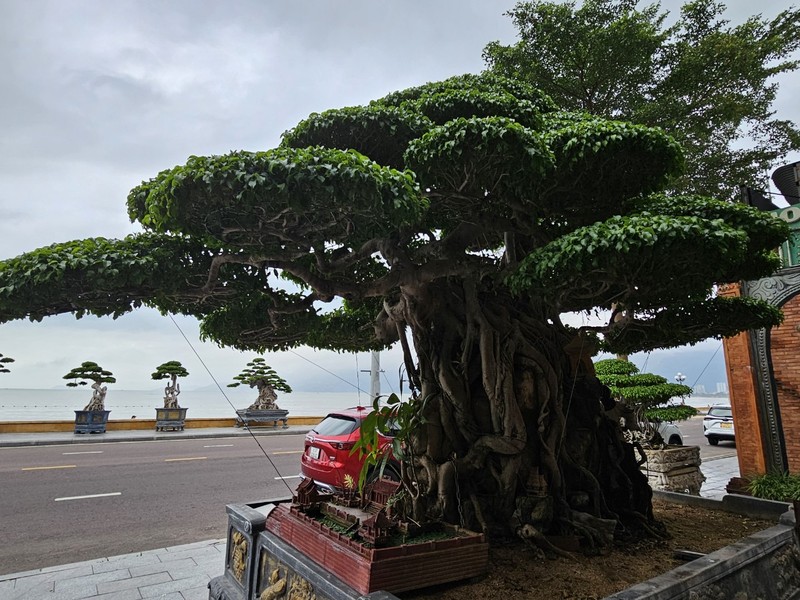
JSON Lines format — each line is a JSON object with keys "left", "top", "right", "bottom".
{"left": 0, "top": 433, "right": 307, "bottom": 575}
{"left": 678, "top": 415, "right": 737, "bottom": 461}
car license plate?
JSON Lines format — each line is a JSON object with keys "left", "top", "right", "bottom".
{"left": 308, "top": 446, "right": 320, "bottom": 459}
{"left": 721, "top": 422, "right": 732, "bottom": 429}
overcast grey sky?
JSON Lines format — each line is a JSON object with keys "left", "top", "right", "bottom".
{"left": 0, "top": 0, "right": 797, "bottom": 393}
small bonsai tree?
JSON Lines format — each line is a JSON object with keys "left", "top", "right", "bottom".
{"left": 63, "top": 361, "right": 116, "bottom": 411}
{"left": 228, "top": 358, "right": 292, "bottom": 410}
{"left": 0, "top": 353, "right": 14, "bottom": 374}
{"left": 151, "top": 360, "right": 189, "bottom": 408}
{"left": 595, "top": 358, "right": 695, "bottom": 445}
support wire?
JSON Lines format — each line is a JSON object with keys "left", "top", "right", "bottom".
{"left": 169, "top": 316, "right": 294, "bottom": 496}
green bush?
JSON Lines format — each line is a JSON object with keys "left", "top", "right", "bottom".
{"left": 645, "top": 405, "right": 698, "bottom": 423}
{"left": 747, "top": 472, "right": 800, "bottom": 501}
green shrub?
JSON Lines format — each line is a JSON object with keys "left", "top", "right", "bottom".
{"left": 747, "top": 472, "right": 800, "bottom": 501}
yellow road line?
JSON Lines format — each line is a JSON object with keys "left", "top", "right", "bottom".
{"left": 164, "top": 457, "right": 208, "bottom": 462}
{"left": 273, "top": 450, "right": 304, "bottom": 455}
{"left": 22, "top": 465, "right": 77, "bottom": 471}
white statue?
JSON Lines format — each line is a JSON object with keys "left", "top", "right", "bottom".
{"left": 84, "top": 381, "right": 108, "bottom": 411}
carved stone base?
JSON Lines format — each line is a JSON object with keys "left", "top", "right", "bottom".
{"left": 235, "top": 409, "right": 289, "bottom": 429}
{"left": 208, "top": 499, "right": 400, "bottom": 600}
{"left": 642, "top": 445, "right": 705, "bottom": 495}
{"left": 74, "top": 410, "right": 110, "bottom": 434}
{"left": 155, "top": 407, "right": 187, "bottom": 431}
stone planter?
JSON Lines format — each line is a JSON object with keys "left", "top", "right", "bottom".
{"left": 155, "top": 407, "right": 188, "bottom": 431}
{"left": 208, "top": 498, "right": 488, "bottom": 600}
{"left": 235, "top": 408, "right": 289, "bottom": 429}
{"left": 641, "top": 445, "right": 705, "bottom": 495}
{"left": 74, "top": 410, "right": 110, "bottom": 434}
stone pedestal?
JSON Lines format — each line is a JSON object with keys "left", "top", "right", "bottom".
{"left": 74, "top": 410, "right": 110, "bottom": 434}
{"left": 155, "top": 407, "right": 187, "bottom": 431}
{"left": 642, "top": 445, "right": 705, "bottom": 495}
{"left": 235, "top": 409, "right": 289, "bottom": 428}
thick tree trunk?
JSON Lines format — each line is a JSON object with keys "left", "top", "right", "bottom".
{"left": 384, "top": 279, "right": 660, "bottom": 551}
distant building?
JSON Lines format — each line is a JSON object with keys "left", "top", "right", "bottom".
{"left": 694, "top": 384, "right": 707, "bottom": 395}
{"left": 716, "top": 382, "right": 729, "bottom": 394}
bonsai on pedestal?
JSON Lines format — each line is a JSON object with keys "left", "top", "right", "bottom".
{"left": 595, "top": 358, "right": 703, "bottom": 494}
{"left": 151, "top": 360, "right": 189, "bottom": 431}
{"left": 228, "top": 358, "right": 291, "bottom": 428}
{"left": 64, "top": 361, "right": 115, "bottom": 434}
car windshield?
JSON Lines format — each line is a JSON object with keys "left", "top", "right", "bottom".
{"left": 708, "top": 407, "right": 733, "bottom": 418}
{"left": 312, "top": 415, "right": 359, "bottom": 436}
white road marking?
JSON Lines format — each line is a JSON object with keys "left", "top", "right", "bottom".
{"left": 203, "top": 444, "right": 234, "bottom": 448}
{"left": 164, "top": 457, "right": 208, "bottom": 462}
{"left": 274, "top": 475, "right": 302, "bottom": 480}
{"left": 62, "top": 450, "right": 104, "bottom": 455}
{"left": 21, "top": 465, "right": 76, "bottom": 471}
{"left": 55, "top": 492, "right": 122, "bottom": 502}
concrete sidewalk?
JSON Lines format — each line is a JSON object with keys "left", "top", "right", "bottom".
{"left": 0, "top": 424, "right": 312, "bottom": 447}
{"left": 0, "top": 428, "right": 742, "bottom": 600}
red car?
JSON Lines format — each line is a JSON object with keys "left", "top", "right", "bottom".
{"left": 300, "top": 406, "right": 398, "bottom": 494}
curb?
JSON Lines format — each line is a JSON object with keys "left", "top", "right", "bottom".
{"left": 653, "top": 489, "right": 792, "bottom": 521}
{"left": 0, "top": 426, "right": 313, "bottom": 448}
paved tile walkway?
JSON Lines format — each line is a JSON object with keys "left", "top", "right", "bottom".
{"left": 0, "top": 540, "right": 225, "bottom": 600}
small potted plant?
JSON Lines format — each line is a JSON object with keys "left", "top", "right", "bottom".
{"left": 65, "top": 361, "right": 116, "bottom": 434}
{"left": 228, "top": 358, "right": 292, "bottom": 428}
{"left": 151, "top": 360, "right": 190, "bottom": 431}
{"left": 0, "top": 353, "right": 14, "bottom": 374}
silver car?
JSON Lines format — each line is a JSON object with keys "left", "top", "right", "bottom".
{"left": 703, "top": 405, "right": 735, "bottom": 445}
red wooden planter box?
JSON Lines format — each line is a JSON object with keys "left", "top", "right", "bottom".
{"left": 265, "top": 504, "right": 488, "bottom": 595}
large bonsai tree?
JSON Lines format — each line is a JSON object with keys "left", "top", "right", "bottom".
{"left": 0, "top": 353, "right": 13, "bottom": 374}
{"left": 63, "top": 361, "right": 116, "bottom": 411}
{"left": 0, "top": 73, "right": 787, "bottom": 550}
{"left": 228, "top": 357, "right": 292, "bottom": 411}
{"left": 151, "top": 360, "right": 189, "bottom": 409}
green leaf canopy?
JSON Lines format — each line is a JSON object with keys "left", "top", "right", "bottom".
{"left": 0, "top": 72, "right": 788, "bottom": 356}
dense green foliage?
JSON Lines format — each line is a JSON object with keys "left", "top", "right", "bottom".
{"left": 0, "top": 353, "right": 13, "bottom": 374}
{"left": 0, "top": 72, "right": 786, "bottom": 355}
{"left": 63, "top": 361, "right": 116, "bottom": 387}
{"left": 595, "top": 358, "right": 696, "bottom": 426}
{"left": 151, "top": 361, "right": 189, "bottom": 381}
{"left": 747, "top": 472, "right": 800, "bottom": 501}
{"left": 227, "top": 358, "right": 292, "bottom": 393}
{"left": 484, "top": 0, "right": 800, "bottom": 199}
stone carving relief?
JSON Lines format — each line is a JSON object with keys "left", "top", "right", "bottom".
{"left": 230, "top": 530, "right": 248, "bottom": 585}
{"left": 259, "top": 568, "right": 287, "bottom": 600}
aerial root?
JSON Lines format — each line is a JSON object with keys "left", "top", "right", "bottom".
{"left": 516, "top": 524, "right": 579, "bottom": 561}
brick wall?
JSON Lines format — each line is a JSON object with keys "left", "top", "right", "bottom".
{"left": 769, "top": 292, "right": 800, "bottom": 473}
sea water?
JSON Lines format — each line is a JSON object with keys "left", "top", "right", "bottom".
{"left": 0, "top": 388, "right": 378, "bottom": 422}
{"left": 0, "top": 388, "right": 727, "bottom": 422}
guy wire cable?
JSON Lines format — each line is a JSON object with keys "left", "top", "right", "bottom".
{"left": 286, "top": 349, "right": 369, "bottom": 395}
{"left": 691, "top": 343, "right": 722, "bottom": 389}
{"left": 169, "top": 315, "right": 294, "bottom": 495}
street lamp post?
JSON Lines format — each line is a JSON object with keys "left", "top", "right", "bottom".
{"left": 675, "top": 372, "right": 686, "bottom": 386}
